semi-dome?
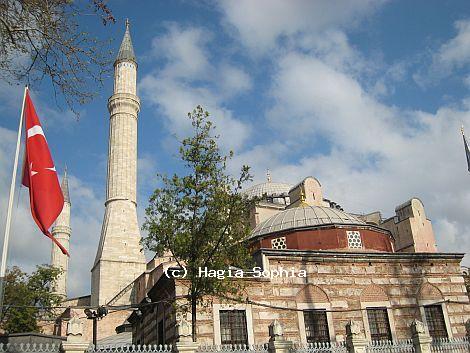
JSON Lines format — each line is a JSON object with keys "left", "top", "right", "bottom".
{"left": 250, "top": 205, "right": 366, "bottom": 239}
{"left": 243, "top": 182, "right": 292, "bottom": 199}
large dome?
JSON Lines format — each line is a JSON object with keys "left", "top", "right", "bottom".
{"left": 250, "top": 205, "right": 366, "bottom": 239}
{"left": 242, "top": 182, "right": 292, "bottom": 199}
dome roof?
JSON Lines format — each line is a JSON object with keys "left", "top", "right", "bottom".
{"left": 242, "top": 182, "right": 292, "bottom": 199}
{"left": 250, "top": 205, "right": 366, "bottom": 239}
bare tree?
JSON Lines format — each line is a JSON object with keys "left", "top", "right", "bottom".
{"left": 0, "top": 0, "right": 116, "bottom": 115}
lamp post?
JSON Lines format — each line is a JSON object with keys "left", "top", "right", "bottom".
{"left": 84, "top": 306, "right": 108, "bottom": 346}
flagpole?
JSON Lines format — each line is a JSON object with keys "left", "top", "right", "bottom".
{"left": 0, "top": 85, "right": 28, "bottom": 317}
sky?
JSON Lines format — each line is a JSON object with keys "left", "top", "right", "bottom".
{"left": 1, "top": 0, "right": 470, "bottom": 298}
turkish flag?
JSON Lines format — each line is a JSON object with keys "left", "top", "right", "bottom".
{"left": 21, "top": 91, "right": 69, "bottom": 256}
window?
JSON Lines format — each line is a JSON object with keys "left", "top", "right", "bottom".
{"left": 367, "top": 308, "right": 392, "bottom": 341}
{"left": 347, "top": 231, "right": 363, "bottom": 249}
{"left": 303, "top": 310, "right": 330, "bottom": 343}
{"left": 271, "top": 237, "right": 287, "bottom": 250}
{"left": 424, "top": 305, "right": 448, "bottom": 339}
{"left": 220, "top": 310, "right": 248, "bottom": 345}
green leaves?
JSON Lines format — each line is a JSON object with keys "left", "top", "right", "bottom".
{"left": 142, "top": 105, "right": 255, "bottom": 339}
{"left": 1, "top": 265, "right": 63, "bottom": 333}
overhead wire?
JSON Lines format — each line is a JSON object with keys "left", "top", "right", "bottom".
{"left": 3, "top": 295, "right": 467, "bottom": 316}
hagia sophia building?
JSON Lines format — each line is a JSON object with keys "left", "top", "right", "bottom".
{"left": 45, "top": 22, "right": 470, "bottom": 346}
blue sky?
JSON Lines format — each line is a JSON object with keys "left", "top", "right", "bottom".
{"left": 1, "top": 0, "right": 470, "bottom": 297}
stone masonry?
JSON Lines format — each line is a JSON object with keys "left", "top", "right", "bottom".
{"left": 91, "top": 21, "right": 146, "bottom": 306}
{"left": 51, "top": 170, "right": 71, "bottom": 298}
{"left": 131, "top": 250, "right": 470, "bottom": 345}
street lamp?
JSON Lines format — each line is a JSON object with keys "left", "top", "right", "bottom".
{"left": 84, "top": 306, "right": 108, "bottom": 346}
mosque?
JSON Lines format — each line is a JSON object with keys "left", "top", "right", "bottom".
{"left": 46, "top": 22, "right": 470, "bottom": 345}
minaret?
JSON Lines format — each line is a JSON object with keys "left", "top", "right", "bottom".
{"left": 91, "top": 20, "right": 146, "bottom": 306}
{"left": 51, "top": 169, "right": 71, "bottom": 298}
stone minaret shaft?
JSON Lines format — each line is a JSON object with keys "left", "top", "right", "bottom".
{"left": 91, "top": 21, "right": 146, "bottom": 306}
{"left": 51, "top": 170, "right": 71, "bottom": 298}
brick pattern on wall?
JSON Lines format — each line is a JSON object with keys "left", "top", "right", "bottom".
{"left": 360, "top": 285, "right": 389, "bottom": 302}
{"left": 144, "top": 254, "right": 470, "bottom": 345}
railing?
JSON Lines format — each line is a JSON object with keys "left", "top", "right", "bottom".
{"left": 292, "top": 341, "right": 347, "bottom": 353}
{"left": 197, "top": 344, "right": 269, "bottom": 353}
{"left": 88, "top": 345, "right": 173, "bottom": 353}
{"left": 0, "top": 343, "right": 62, "bottom": 353}
{"left": 365, "top": 340, "right": 415, "bottom": 353}
{"left": 430, "top": 337, "right": 470, "bottom": 353}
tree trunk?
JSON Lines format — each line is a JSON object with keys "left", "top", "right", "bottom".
{"left": 191, "top": 295, "right": 197, "bottom": 342}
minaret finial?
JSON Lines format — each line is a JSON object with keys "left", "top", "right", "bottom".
{"left": 266, "top": 169, "right": 272, "bottom": 183}
{"left": 461, "top": 125, "right": 465, "bottom": 136}
{"left": 125, "top": 18, "right": 130, "bottom": 28}
{"left": 300, "top": 188, "right": 306, "bottom": 202}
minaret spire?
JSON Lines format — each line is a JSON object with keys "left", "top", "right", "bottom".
{"left": 61, "top": 166, "right": 70, "bottom": 204}
{"left": 115, "top": 18, "right": 136, "bottom": 65}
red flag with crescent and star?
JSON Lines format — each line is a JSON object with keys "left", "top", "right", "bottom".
{"left": 21, "top": 91, "right": 69, "bottom": 256}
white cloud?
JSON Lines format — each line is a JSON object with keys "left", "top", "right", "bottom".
{"left": 218, "top": 0, "right": 385, "bottom": 55}
{"left": 268, "top": 52, "right": 407, "bottom": 156}
{"left": 152, "top": 25, "right": 212, "bottom": 80}
{"left": 415, "top": 19, "right": 470, "bottom": 85}
{"left": 434, "top": 20, "right": 470, "bottom": 71}
{"left": 218, "top": 64, "right": 252, "bottom": 97}
{"left": 66, "top": 175, "right": 103, "bottom": 297}
{"left": 140, "top": 25, "right": 252, "bottom": 152}
{"left": 138, "top": 154, "right": 159, "bottom": 195}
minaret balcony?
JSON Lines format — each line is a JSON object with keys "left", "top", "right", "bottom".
{"left": 52, "top": 225, "right": 71, "bottom": 234}
{"left": 107, "top": 93, "right": 140, "bottom": 115}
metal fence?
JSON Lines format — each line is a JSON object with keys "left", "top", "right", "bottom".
{"left": 292, "top": 342, "right": 347, "bottom": 353}
{"left": 88, "top": 345, "right": 172, "bottom": 353}
{"left": 365, "top": 340, "right": 415, "bottom": 353}
{"left": 430, "top": 337, "right": 470, "bottom": 353}
{"left": 5, "top": 338, "right": 469, "bottom": 353}
{"left": 0, "top": 343, "right": 61, "bottom": 353}
{"left": 197, "top": 344, "right": 269, "bottom": 353}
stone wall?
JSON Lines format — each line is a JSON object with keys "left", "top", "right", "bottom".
{"left": 136, "top": 250, "right": 469, "bottom": 345}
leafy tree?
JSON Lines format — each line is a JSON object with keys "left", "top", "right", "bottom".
{"left": 143, "top": 105, "right": 254, "bottom": 341}
{"left": 0, "top": 0, "right": 115, "bottom": 115}
{"left": 0, "top": 265, "right": 62, "bottom": 333}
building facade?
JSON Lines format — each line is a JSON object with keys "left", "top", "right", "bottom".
{"left": 128, "top": 177, "right": 470, "bottom": 346}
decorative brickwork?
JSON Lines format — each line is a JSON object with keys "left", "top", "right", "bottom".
{"left": 417, "top": 283, "right": 443, "bottom": 300}
{"left": 360, "top": 285, "right": 389, "bottom": 302}
{"left": 295, "top": 284, "right": 330, "bottom": 303}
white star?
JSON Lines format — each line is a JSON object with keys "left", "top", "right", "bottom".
{"left": 30, "top": 162, "right": 38, "bottom": 177}
{"left": 29, "top": 163, "right": 56, "bottom": 177}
